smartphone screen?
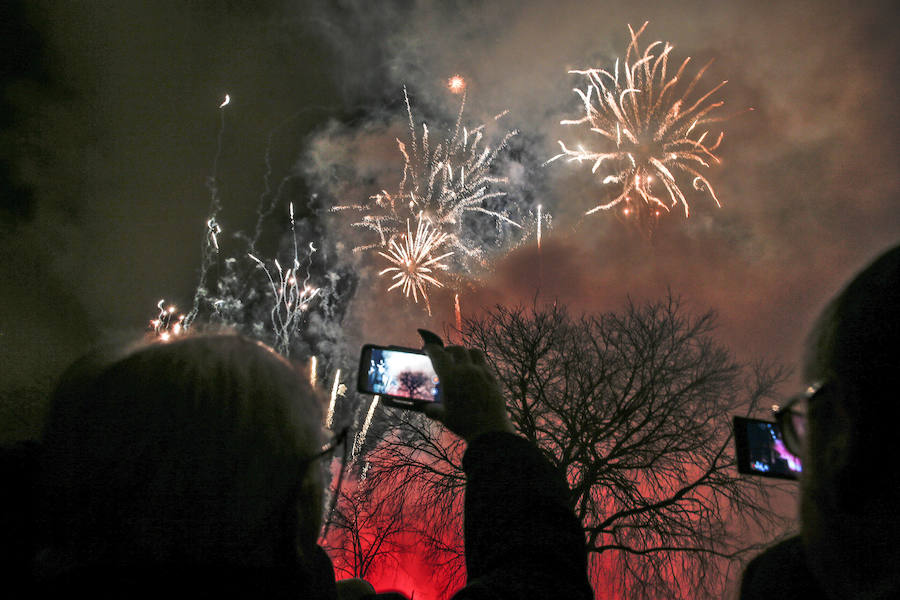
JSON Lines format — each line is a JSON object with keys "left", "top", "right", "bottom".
{"left": 358, "top": 345, "right": 440, "bottom": 403}
{"left": 733, "top": 416, "right": 802, "bottom": 480}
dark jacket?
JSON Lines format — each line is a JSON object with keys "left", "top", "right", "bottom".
{"left": 740, "top": 536, "right": 823, "bottom": 600}
{"left": 741, "top": 530, "right": 900, "bottom": 600}
{"left": 451, "top": 431, "right": 593, "bottom": 599}
{"left": 31, "top": 433, "right": 592, "bottom": 599}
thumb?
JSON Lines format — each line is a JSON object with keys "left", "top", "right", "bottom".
{"left": 423, "top": 402, "right": 446, "bottom": 423}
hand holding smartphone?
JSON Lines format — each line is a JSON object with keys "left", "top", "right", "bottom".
{"left": 357, "top": 335, "right": 514, "bottom": 442}
{"left": 357, "top": 344, "right": 441, "bottom": 410}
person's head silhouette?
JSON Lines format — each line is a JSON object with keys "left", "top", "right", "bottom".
{"left": 38, "top": 334, "right": 332, "bottom": 595}
{"left": 754, "top": 243, "right": 900, "bottom": 599}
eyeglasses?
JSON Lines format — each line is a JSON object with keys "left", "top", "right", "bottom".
{"left": 772, "top": 382, "right": 826, "bottom": 457}
{"left": 304, "top": 425, "right": 350, "bottom": 539}
{"left": 307, "top": 425, "right": 349, "bottom": 463}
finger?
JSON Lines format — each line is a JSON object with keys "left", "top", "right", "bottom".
{"left": 424, "top": 344, "right": 451, "bottom": 374}
{"left": 423, "top": 402, "right": 446, "bottom": 423}
{"left": 469, "top": 348, "right": 488, "bottom": 366}
{"left": 445, "top": 345, "right": 471, "bottom": 364}
{"left": 417, "top": 328, "right": 444, "bottom": 348}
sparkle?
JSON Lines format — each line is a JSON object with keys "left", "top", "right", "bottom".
{"left": 378, "top": 215, "right": 453, "bottom": 315}
{"left": 548, "top": 22, "right": 727, "bottom": 225}
{"left": 334, "top": 87, "right": 519, "bottom": 268}
{"left": 448, "top": 75, "right": 466, "bottom": 94}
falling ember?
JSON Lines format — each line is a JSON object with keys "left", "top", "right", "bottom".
{"left": 150, "top": 299, "right": 185, "bottom": 341}
{"left": 455, "top": 293, "right": 462, "bottom": 332}
{"left": 548, "top": 22, "right": 727, "bottom": 224}
{"left": 447, "top": 75, "right": 466, "bottom": 94}
{"left": 326, "top": 368, "right": 342, "bottom": 429}
{"left": 219, "top": 93, "right": 230, "bottom": 108}
{"left": 536, "top": 204, "right": 543, "bottom": 250}
{"left": 353, "top": 395, "right": 380, "bottom": 458}
{"left": 378, "top": 215, "right": 454, "bottom": 316}
{"left": 206, "top": 218, "right": 222, "bottom": 251}
{"left": 310, "top": 356, "right": 318, "bottom": 388}
{"left": 248, "top": 203, "right": 320, "bottom": 357}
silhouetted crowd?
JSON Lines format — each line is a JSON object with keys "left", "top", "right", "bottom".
{"left": 2, "top": 242, "right": 899, "bottom": 599}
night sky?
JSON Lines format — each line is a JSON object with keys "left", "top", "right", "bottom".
{"left": 2, "top": 0, "right": 898, "bottom": 447}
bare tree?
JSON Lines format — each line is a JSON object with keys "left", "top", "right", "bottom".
{"left": 359, "top": 408, "right": 468, "bottom": 596}
{"left": 397, "top": 371, "right": 428, "bottom": 399}
{"left": 356, "top": 295, "right": 792, "bottom": 598}
{"left": 323, "top": 478, "right": 411, "bottom": 581}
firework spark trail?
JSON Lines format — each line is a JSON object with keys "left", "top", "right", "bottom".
{"left": 247, "top": 108, "right": 332, "bottom": 256}
{"left": 334, "top": 87, "right": 521, "bottom": 265}
{"left": 536, "top": 204, "right": 543, "bottom": 250}
{"left": 548, "top": 22, "right": 727, "bottom": 222}
{"left": 309, "top": 355, "right": 318, "bottom": 388}
{"left": 185, "top": 94, "right": 230, "bottom": 328}
{"left": 455, "top": 293, "right": 462, "bottom": 332}
{"left": 149, "top": 299, "right": 185, "bottom": 341}
{"left": 352, "top": 395, "right": 380, "bottom": 458}
{"left": 326, "top": 368, "right": 343, "bottom": 429}
{"left": 248, "top": 202, "right": 320, "bottom": 357}
{"left": 378, "top": 215, "right": 454, "bottom": 316}
{"left": 248, "top": 122, "right": 286, "bottom": 258}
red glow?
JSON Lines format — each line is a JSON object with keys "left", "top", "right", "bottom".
{"left": 352, "top": 541, "right": 451, "bottom": 600}
{"left": 327, "top": 505, "right": 463, "bottom": 599}
{"left": 324, "top": 439, "right": 466, "bottom": 599}
{"left": 323, "top": 425, "right": 707, "bottom": 598}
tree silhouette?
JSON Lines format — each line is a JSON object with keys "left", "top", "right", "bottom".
{"left": 396, "top": 371, "right": 428, "bottom": 399}
{"left": 323, "top": 480, "right": 410, "bottom": 581}
{"left": 355, "top": 295, "right": 792, "bottom": 599}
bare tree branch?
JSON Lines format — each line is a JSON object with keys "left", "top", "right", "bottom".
{"left": 347, "top": 294, "right": 793, "bottom": 599}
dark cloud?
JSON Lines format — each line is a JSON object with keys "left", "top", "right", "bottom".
{"left": 1, "top": 1, "right": 342, "bottom": 393}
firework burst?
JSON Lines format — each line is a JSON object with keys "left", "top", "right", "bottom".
{"left": 378, "top": 215, "right": 454, "bottom": 315}
{"left": 549, "top": 22, "right": 727, "bottom": 223}
{"left": 335, "top": 88, "right": 520, "bottom": 265}
{"left": 447, "top": 75, "right": 466, "bottom": 94}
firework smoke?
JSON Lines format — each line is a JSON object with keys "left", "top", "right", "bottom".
{"left": 248, "top": 203, "right": 320, "bottom": 357}
{"left": 157, "top": 93, "right": 358, "bottom": 399}
{"left": 334, "top": 87, "right": 521, "bottom": 266}
{"left": 548, "top": 22, "right": 727, "bottom": 225}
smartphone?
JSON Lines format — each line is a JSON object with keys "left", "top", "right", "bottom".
{"left": 733, "top": 416, "right": 802, "bottom": 480}
{"left": 358, "top": 344, "right": 441, "bottom": 410}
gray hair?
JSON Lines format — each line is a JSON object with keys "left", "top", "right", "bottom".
{"left": 40, "top": 334, "right": 325, "bottom": 568}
